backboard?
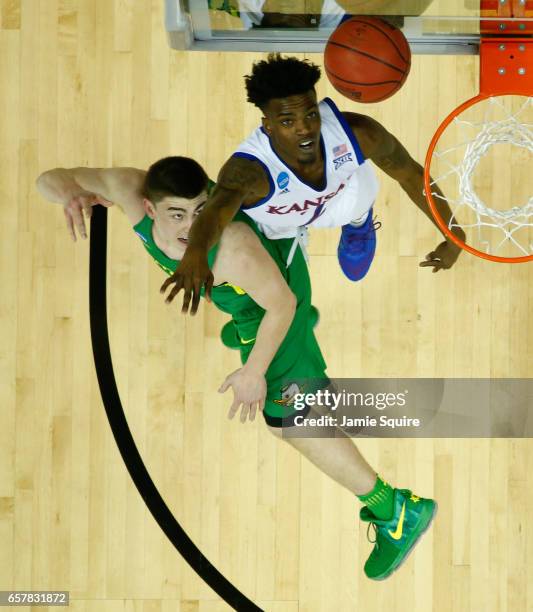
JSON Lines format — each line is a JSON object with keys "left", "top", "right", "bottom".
{"left": 166, "top": 0, "right": 533, "bottom": 54}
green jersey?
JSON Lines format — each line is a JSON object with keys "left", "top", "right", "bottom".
{"left": 133, "top": 198, "right": 327, "bottom": 426}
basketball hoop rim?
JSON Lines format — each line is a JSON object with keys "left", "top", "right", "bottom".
{"left": 424, "top": 92, "right": 533, "bottom": 264}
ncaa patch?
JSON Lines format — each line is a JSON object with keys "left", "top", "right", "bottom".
{"left": 276, "top": 171, "right": 290, "bottom": 191}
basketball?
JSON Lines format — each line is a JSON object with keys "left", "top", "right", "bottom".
{"left": 324, "top": 17, "right": 411, "bottom": 103}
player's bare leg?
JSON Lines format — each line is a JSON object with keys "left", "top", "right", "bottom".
{"left": 268, "top": 412, "right": 375, "bottom": 494}
{"left": 267, "top": 408, "right": 437, "bottom": 580}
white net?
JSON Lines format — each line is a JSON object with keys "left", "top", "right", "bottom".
{"left": 427, "top": 95, "right": 533, "bottom": 259}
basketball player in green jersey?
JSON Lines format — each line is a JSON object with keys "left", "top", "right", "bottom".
{"left": 37, "top": 156, "right": 436, "bottom": 580}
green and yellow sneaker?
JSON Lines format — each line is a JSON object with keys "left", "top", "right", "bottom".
{"left": 360, "top": 488, "right": 437, "bottom": 580}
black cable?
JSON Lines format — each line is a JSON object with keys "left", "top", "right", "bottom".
{"left": 88, "top": 205, "right": 263, "bottom": 612}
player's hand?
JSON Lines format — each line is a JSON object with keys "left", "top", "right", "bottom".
{"left": 63, "top": 192, "right": 112, "bottom": 241}
{"left": 218, "top": 367, "right": 267, "bottom": 424}
{"left": 419, "top": 236, "right": 463, "bottom": 272}
{"left": 159, "top": 246, "right": 214, "bottom": 315}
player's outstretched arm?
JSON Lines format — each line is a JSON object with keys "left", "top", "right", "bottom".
{"left": 212, "top": 222, "right": 297, "bottom": 424}
{"left": 160, "top": 155, "right": 268, "bottom": 314}
{"left": 36, "top": 167, "right": 146, "bottom": 239}
{"left": 344, "top": 112, "right": 466, "bottom": 272}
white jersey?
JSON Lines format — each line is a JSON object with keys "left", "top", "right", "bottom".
{"left": 233, "top": 97, "right": 379, "bottom": 242}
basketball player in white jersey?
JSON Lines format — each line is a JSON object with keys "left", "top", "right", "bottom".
{"left": 162, "top": 54, "right": 465, "bottom": 314}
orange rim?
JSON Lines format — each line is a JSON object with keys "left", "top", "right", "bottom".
{"left": 424, "top": 92, "right": 533, "bottom": 263}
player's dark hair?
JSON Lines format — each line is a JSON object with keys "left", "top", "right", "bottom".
{"left": 143, "top": 156, "right": 208, "bottom": 204}
{"left": 245, "top": 53, "right": 321, "bottom": 109}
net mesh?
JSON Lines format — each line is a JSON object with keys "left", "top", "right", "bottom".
{"left": 427, "top": 96, "right": 533, "bottom": 258}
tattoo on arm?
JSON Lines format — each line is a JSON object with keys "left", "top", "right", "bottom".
{"left": 345, "top": 112, "right": 419, "bottom": 181}
{"left": 375, "top": 140, "right": 415, "bottom": 177}
{"left": 218, "top": 157, "right": 267, "bottom": 196}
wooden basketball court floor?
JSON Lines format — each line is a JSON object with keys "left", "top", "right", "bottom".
{"left": 1, "top": 1, "right": 532, "bottom": 611}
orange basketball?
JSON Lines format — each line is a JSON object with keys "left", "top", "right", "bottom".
{"left": 324, "top": 17, "right": 411, "bottom": 103}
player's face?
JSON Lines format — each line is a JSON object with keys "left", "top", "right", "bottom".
{"left": 144, "top": 191, "right": 207, "bottom": 255}
{"left": 262, "top": 91, "right": 321, "bottom": 166}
